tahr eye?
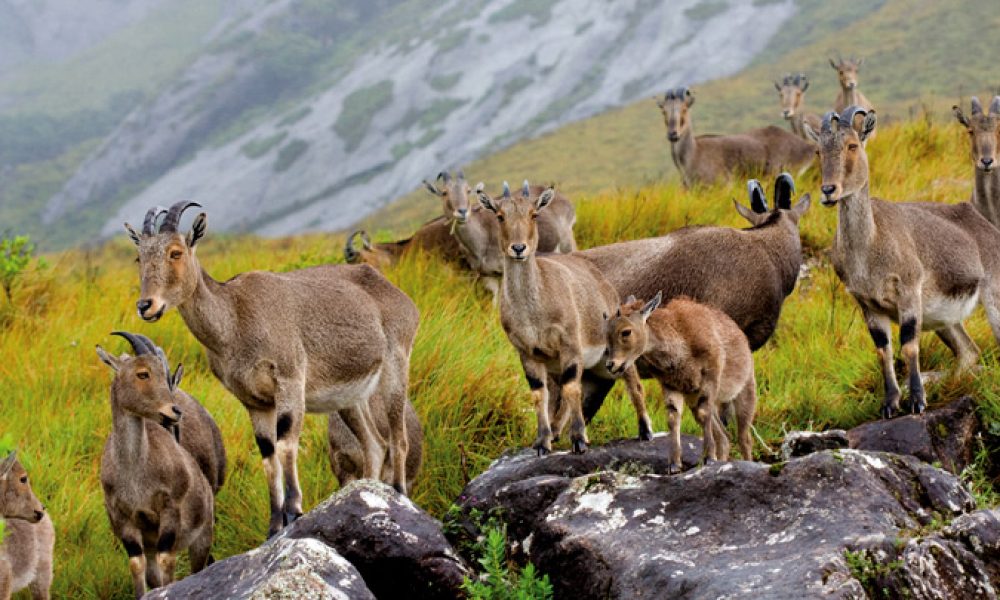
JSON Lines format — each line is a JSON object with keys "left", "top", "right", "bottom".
{"left": 497, "top": 214, "right": 505, "bottom": 223}
{"left": 19, "top": 476, "right": 27, "bottom": 484}
{"left": 622, "top": 330, "right": 632, "bottom": 338}
{"left": 170, "top": 250, "right": 183, "bottom": 260}
{"left": 137, "top": 371, "right": 150, "bottom": 380}
{"left": 848, "top": 143, "right": 859, "bottom": 151}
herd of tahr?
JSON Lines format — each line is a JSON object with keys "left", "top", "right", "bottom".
{"left": 4, "top": 56, "right": 1000, "bottom": 599}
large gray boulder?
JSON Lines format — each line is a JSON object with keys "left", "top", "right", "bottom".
{"left": 465, "top": 448, "right": 985, "bottom": 599}
{"left": 145, "top": 537, "right": 374, "bottom": 599}
{"left": 282, "top": 480, "right": 469, "bottom": 600}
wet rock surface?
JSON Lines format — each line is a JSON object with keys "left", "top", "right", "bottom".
{"left": 847, "top": 396, "right": 980, "bottom": 473}
{"left": 145, "top": 536, "right": 374, "bottom": 599}
{"left": 282, "top": 480, "right": 469, "bottom": 600}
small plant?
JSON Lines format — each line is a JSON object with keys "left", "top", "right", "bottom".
{"left": 462, "top": 523, "right": 553, "bottom": 600}
{"left": 0, "top": 235, "right": 44, "bottom": 304}
{"left": 844, "top": 549, "right": 903, "bottom": 598}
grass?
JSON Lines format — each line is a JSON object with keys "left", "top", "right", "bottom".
{"left": 2, "top": 118, "right": 998, "bottom": 597}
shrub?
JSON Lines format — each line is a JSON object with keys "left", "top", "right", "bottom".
{"left": 274, "top": 139, "right": 310, "bottom": 172}
{"left": 462, "top": 522, "right": 553, "bottom": 600}
{"left": 0, "top": 235, "right": 44, "bottom": 304}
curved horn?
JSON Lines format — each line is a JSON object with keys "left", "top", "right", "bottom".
{"left": 142, "top": 206, "right": 168, "bottom": 235}
{"left": 502, "top": 181, "right": 511, "bottom": 198}
{"left": 774, "top": 172, "right": 795, "bottom": 210}
{"left": 437, "top": 171, "right": 451, "bottom": 184}
{"left": 361, "top": 231, "right": 372, "bottom": 250}
{"left": 111, "top": 331, "right": 155, "bottom": 356}
{"left": 161, "top": 201, "right": 202, "bottom": 233}
{"left": 345, "top": 230, "right": 363, "bottom": 261}
{"left": 676, "top": 86, "right": 689, "bottom": 99}
{"left": 747, "top": 180, "right": 768, "bottom": 214}
{"left": 457, "top": 170, "right": 466, "bottom": 182}
{"left": 990, "top": 96, "right": 1000, "bottom": 116}
{"left": 840, "top": 105, "right": 868, "bottom": 129}
{"left": 971, "top": 96, "right": 983, "bottom": 116}
{"left": 821, "top": 111, "right": 838, "bottom": 133}
{"left": 522, "top": 180, "right": 530, "bottom": 198}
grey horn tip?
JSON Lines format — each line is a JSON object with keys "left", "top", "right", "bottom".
{"left": 522, "top": 180, "right": 530, "bottom": 197}
{"left": 502, "top": 181, "right": 511, "bottom": 198}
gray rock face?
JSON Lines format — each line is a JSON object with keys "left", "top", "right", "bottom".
{"left": 43, "top": 0, "right": 800, "bottom": 239}
{"left": 450, "top": 433, "right": 704, "bottom": 557}
{"left": 459, "top": 446, "right": 985, "bottom": 599}
{"left": 847, "top": 396, "right": 980, "bottom": 473}
{"left": 849, "top": 509, "right": 1000, "bottom": 599}
{"left": 144, "top": 536, "right": 374, "bottom": 599}
{"left": 281, "top": 480, "right": 469, "bottom": 600}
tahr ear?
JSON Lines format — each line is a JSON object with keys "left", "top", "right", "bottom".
{"left": 829, "top": 58, "right": 838, "bottom": 69}
{"left": 475, "top": 183, "right": 497, "bottom": 213}
{"left": 536, "top": 187, "right": 555, "bottom": 211}
{"left": 96, "top": 345, "right": 121, "bottom": 372}
{"left": 124, "top": 223, "right": 141, "bottom": 246}
{"left": 802, "top": 121, "right": 820, "bottom": 144}
{"left": 953, "top": 105, "right": 970, "bottom": 128}
{"left": 187, "top": 213, "right": 207, "bottom": 247}
{"left": 422, "top": 180, "right": 443, "bottom": 196}
{"left": 641, "top": 291, "right": 662, "bottom": 320}
{"left": 0, "top": 451, "right": 16, "bottom": 479}
{"left": 800, "top": 79, "right": 809, "bottom": 92}
{"left": 733, "top": 200, "right": 761, "bottom": 226}
{"left": 859, "top": 111, "right": 877, "bottom": 142}
{"left": 792, "top": 194, "right": 811, "bottom": 219}
{"left": 684, "top": 90, "right": 695, "bottom": 108}
{"left": 774, "top": 81, "right": 781, "bottom": 92}
{"left": 170, "top": 363, "right": 184, "bottom": 391}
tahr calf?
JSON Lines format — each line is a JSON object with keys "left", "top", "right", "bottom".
{"left": 607, "top": 294, "right": 756, "bottom": 473}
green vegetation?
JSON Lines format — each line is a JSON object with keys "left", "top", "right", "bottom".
{"left": 844, "top": 549, "right": 902, "bottom": 598}
{"left": 3, "top": 120, "right": 998, "bottom": 597}
{"left": 273, "top": 139, "right": 311, "bottom": 172}
{"left": 333, "top": 80, "right": 395, "bottom": 151}
{"left": 429, "top": 73, "right": 462, "bottom": 91}
{"left": 684, "top": 1, "right": 730, "bottom": 21}
{"left": 462, "top": 524, "right": 553, "bottom": 600}
{"left": 0, "top": 235, "right": 45, "bottom": 305}
{"left": 276, "top": 106, "right": 312, "bottom": 128}
{"left": 240, "top": 132, "right": 288, "bottom": 159}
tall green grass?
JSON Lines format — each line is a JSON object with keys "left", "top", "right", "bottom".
{"left": 1, "top": 119, "right": 997, "bottom": 598}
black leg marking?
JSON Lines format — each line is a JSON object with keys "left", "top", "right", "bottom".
{"left": 868, "top": 326, "right": 889, "bottom": 348}
{"left": 276, "top": 413, "right": 293, "bottom": 440}
{"left": 559, "top": 364, "right": 579, "bottom": 385}
{"left": 526, "top": 374, "right": 544, "bottom": 390}
{"left": 156, "top": 531, "right": 176, "bottom": 553}
{"left": 123, "top": 538, "right": 143, "bottom": 557}
{"left": 255, "top": 435, "right": 275, "bottom": 458}
{"left": 899, "top": 318, "right": 918, "bottom": 347}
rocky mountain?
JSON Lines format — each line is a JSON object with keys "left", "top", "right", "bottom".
{"left": 38, "top": 0, "right": 799, "bottom": 240}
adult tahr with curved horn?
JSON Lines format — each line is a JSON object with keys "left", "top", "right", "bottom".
{"left": 125, "top": 200, "right": 423, "bottom": 539}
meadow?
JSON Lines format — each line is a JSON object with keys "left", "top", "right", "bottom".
{"left": 2, "top": 117, "right": 999, "bottom": 598}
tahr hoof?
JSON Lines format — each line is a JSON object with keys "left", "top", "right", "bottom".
{"left": 534, "top": 445, "right": 550, "bottom": 457}
{"left": 703, "top": 458, "right": 715, "bottom": 467}
{"left": 909, "top": 398, "right": 926, "bottom": 415}
{"left": 283, "top": 511, "right": 302, "bottom": 527}
{"left": 638, "top": 420, "right": 654, "bottom": 441}
{"left": 880, "top": 405, "right": 895, "bottom": 420}
{"left": 572, "top": 439, "right": 588, "bottom": 454}
{"left": 667, "top": 464, "right": 681, "bottom": 475}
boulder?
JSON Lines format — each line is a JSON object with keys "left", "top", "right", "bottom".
{"left": 145, "top": 537, "right": 374, "bottom": 599}
{"left": 847, "top": 396, "right": 980, "bottom": 473}
{"left": 449, "top": 434, "right": 703, "bottom": 558}
{"left": 282, "top": 480, "right": 469, "bottom": 600}
{"left": 483, "top": 449, "right": 980, "bottom": 598}
{"left": 848, "top": 508, "right": 1000, "bottom": 599}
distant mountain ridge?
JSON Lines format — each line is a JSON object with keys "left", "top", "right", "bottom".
{"left": 39, "top": 0, "right": 799, "bottom": 240}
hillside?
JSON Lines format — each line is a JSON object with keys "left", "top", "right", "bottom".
{"left": 2, "top": 119, "right": 998, "bottom": 597}
{"left": 363, "top": 0, "right": 1000, "bottom": 233}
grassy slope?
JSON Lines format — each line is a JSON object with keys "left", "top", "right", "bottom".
{"left": 362, "top": 0, "right": 1000, "bottom": 234}
{"left": 2, "top": 119, "right": 999, "bottom": 597}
